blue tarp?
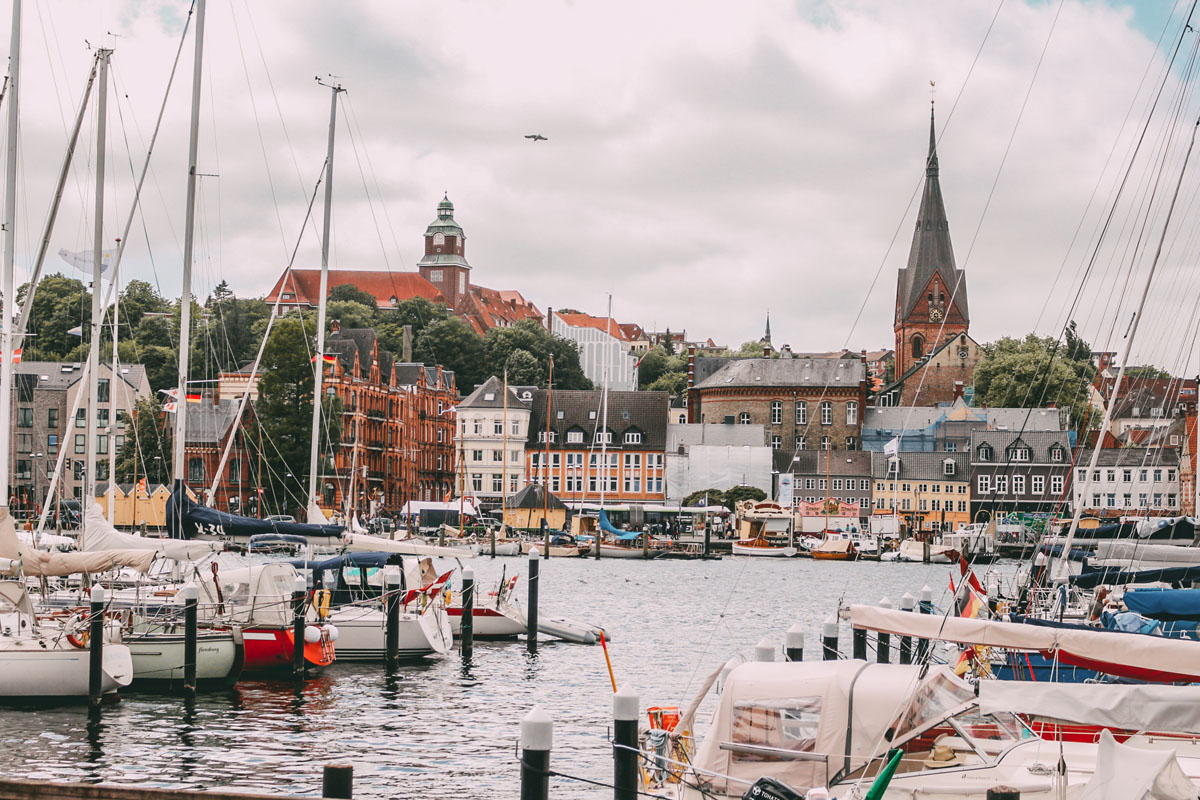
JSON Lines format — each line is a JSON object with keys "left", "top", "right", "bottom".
{"left": 1124, "top": 589, "right": 1200, "bottom": 621}
{"left": 1039, "top": 544, "right": 1092, "bottom": 562}
{"left": 1071, "top": 564, "right": 1200, "bottom": 590}
{"left": 598, "top": 509, "right": 623, "bottom": 537}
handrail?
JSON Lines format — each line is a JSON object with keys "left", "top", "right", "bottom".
{"left": 718, "top": 742, "right": 828, "bottom": 763}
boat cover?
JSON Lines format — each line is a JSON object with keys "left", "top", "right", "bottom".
{"left": 1077, "top": 730, "right": 1194, "bottom": 800}
{"left": 166, "top": 480, "right": 343, "bottom": 540}
{"left": 848, "top": 604, "right": 1200, "bottom": 682}
{"left": 340, "top": 531, "right": 476, "bottom": 558}
{"left": 0, "top": 508, "right": 154, "bottom": 576}
{"left": 1094, "top": 540, "right": 1200, "bottom": 566}
{"left": 816, "top": 538, "right": 854, "bottom": 554}
{"left": 81, "top": 504, "right": 219, "bottom": 560}
{"left": 194, "top": 562, "right": 302, "bottom": 626}
{"left": 979, "top": 681, "right": 1200, "bottom": 735}
{"left": 1072, "top": 564, "right": 1200, "bottom": 590}
{"left": 1124, "top": 589, "right": 1200, "bottom": 620}
{"left": 598, "top": 509, "right": 622, "bottom": 536}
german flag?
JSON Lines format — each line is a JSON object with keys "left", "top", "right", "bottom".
{"left": 311, "top": 353, "right": 337, "bottom": 364}
{"left": 961, "top": 588, "right": 986, "bottom": 620}
{"left": 186, "top": 392, "right": 202, "bottom": 403}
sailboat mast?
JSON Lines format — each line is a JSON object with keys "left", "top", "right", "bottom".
{"left": 84, "top": 49, "right": 111, "bottom": 534}
{"left": 501, "top": 368, "right": 508, "bottom": 529}
{"left": 106, "top": 246, "right": 119, "bottom": 521}
{"left": 0, "top": 0, "right": 20, "bottom": 510}
{"left": 172, "top": 0, "right": 206, "bottom": 485}
{"left": 599, "top": 295, "right": 612, "bottom": 509}
{"left": 307, "top": 81, "right": 343, "bottom": 516}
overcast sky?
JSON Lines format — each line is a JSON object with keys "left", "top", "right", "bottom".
{"left": 3, "top": 0, "right": 1197, "bottom": 371}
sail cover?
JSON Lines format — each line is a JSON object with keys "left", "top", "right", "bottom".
{"left": 81, "top": 504, "right": 219, "bottom": 560}
{"left": 165, "top": 480, "right": 343, "bottom": 540}
{"left": 1077, "top": 730, "right": 1194, "bottom": 800}
{"left": 1124, "top": 589, "right": 1200, "bottom": 620}
{"left": 848, "top": 604, "right": 1200, "bottom": 683}
{"left": 979, "top": 682, "right": 1200, "bottom": 735}
{"left": 0, "top": 508, "right": 154, "bottom": 576}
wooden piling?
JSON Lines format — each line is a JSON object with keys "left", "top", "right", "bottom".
{"left": 461, "top": 567, "right": 474, "bottom": 662}
{"left": 182, "top": 584, "right": 198, "bottom": 697}
{"left": 321, "top": 765, "right": 353, "bottom": 798}
{"left": 292, "top": 575, "right": 306, "bottom": 680}
{"left": 384, "top": 570, "right": 400, "bottom": 669}
{"left": 88, "top": 585, "right": 105, "bottom": 708}
{"left": 526, "top": 548, "right": 539, "bottom": 655}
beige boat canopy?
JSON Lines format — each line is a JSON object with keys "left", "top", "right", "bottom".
{"left": 0, "top": 508, "right": 154, "bottom": 576}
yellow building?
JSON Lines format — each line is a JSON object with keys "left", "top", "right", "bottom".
{"left": 96, "top": 482, "right": 171, "bottom": 529}
{"left": 871, "top": 452, "right": 971, "bottom": 534}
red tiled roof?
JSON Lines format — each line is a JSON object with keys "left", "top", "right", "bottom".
{"left": 265, "top": 268, "right": 445, "bottom": 308}
{"left": 556, "top": 312, "right": 639, "bottom": 342}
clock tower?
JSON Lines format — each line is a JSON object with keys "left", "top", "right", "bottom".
{"left": 417, "top": 194, "right": 471, "bottom": 313}
{"left": 893, "top": 103, "right": 969, "bottom": 378}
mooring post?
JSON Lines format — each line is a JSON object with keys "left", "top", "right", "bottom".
{"left": 385, "top": 570, "right": 401, "bottom": 669}
{"left": 852, "top": 624, "right": 867, "bottom": 660}
{"left": 292, "top": 574, "right": 307, "bottom": 680}
{"left": 520, "top": 705, "right": 552, "bottom": 800}
{"left": 527, "top": 547, "right": 540, "bottom": 655}
{"left": 88, "top": 585, "right": 105, "bottom": 708}
{"left": 898, "top": 591, "right": 915, "bottom": 665}
{"left": 461, "top": 566, "right": 475, "bottom": 662}
{"left": 613, "top": 685, "right": 639, "bottom": 800}
{"left": 541, "top": 518, "right": 550, "bottom": 560}
{"left": 785, "top": 623, "right": 804, "bottom": 662}
{"left": 754, "top": 637, "right": 774, "bottom": 662}
{"left": 182, "top": 584, "right": 198, "bottom": 697}
{"left": 322, "top": 764, "right": 353, "bottom": 798}
{"left": 877, "top": 597, "right": 892, "bottom": 663}
{"left": 916, "top": 584, "right": 932, "bottom": 663}
{"left": 594, "top": 530, "right": 601, "bottom": 560}
{"left": 822, "top": 617, "right": 839, "bottom": 660}
{"left": 922, "top": 537, "right": 931, "bottom": 564}
{"left": 490, "top": 528, "right": 496, "bottom": 559}
{"left": 703, "top": 520, "right": 711, "bottom": 559}
{"left": 642, "top": 530, "right": 649, "bottom": 559}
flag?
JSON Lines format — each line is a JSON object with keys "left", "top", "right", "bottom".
{"left": 67, "top": 325, "right": 82, "bottom": 337}
{"left": 961, "top": 587, "right": 986, "bottom": 620}
{"left": 959, "top": 554, "right": 985, "bottom": 596}
{"left": 163, "top": 401, "right": 178, "bottom": 414}
{"left": 0, "top": 347, "right": 23, "bottom": 364}
{"left": 311, "top": 353, "right": 336, "bottom": 364}
{"left": 186, "top": 392, "right": 202, "bottom": 403}
{"left": 883, "top": 436, "right": 900, "bottom": 456}
{"left": 160, "top": 388, "right": 179, "bottom": 399}
{"left": 953, "top": 648, "right": 975, "bottom": 677}
{"left": 58, "top": 247, "right": 113, "bottom": 276}
{"left": 439, "top": 405, "right": 457, "bottom": 416}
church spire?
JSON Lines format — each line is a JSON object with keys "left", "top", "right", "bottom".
{"left": 763, "top": 311, "right": 772, "bottom": 344}
{"left": 926, "top": 103, "right": 938, "bottom": 177}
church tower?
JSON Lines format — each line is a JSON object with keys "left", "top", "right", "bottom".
{"left": 893, "top": 104, "right": 969, "bottom": 378}
{"left": 417, "top": 194, "right": 471, "bottom": 313}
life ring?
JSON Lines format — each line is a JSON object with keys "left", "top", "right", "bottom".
{"left": 64, "top": 607, "right": 91, "bottom": 649}
{"left": 312, "top": 588, "right": 332, "bottom": 619}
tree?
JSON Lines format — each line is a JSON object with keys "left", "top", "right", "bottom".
{"left": 973, "top": 330, "right": 1097, "bottom": 429}
{"left": 1124, "top": 365, "right": 1171, "bottom": 380}
{"left": 683, "top": 488, "right": 725, "bottom": 507}
{"left": 114, "top": 397, "right": 173, "bottom": 485}
{"left": 417, "top": 317, "right": 488, "bottom": 390}
{"left": 731, "top": 340, "right": 769, "bottom": 358}
{"left": 19, "top": 273, "right": 90, "bottom": 361}
{"left": 482, "top": 319, "right": 591, "bottom": 390}
{"left": 329, "top": 283, "right": 377, "bottom": 310}
{"left": 637, "top": 345, "right": 687, "bottom": 391}
{"left": 722, "top": 485, "right": 767, "bottom": 508}
{"left": 503, "top": 348, "right": 542, "bottom": 385}
{"left": 647, "top": 371, "right": 687, "bottom": 395}
{"left": 662, "top": 328, "right": 675, "bottom": 355}
{"left": 255, "top": 314, "right": 341, "bottom": 517}
{"left": 326, "top": 300, "right": 376, "bottom": 332}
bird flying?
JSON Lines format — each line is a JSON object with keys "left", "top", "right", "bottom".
{"left": 524, "top": 134, "right": 548, "bottom": 142}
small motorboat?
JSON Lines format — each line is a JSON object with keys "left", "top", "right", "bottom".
{"left": 448, "top": 573, "right": 527, "bottom": 638}
{"left": 731, "top": 534, "right": 796, "bottom": 557}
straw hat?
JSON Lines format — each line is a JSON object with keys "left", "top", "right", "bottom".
{"left": 922, "top": 745, "right": 966, "bottom": 769}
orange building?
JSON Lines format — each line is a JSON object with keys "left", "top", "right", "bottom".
{"left": 524, "top": 389, "right": 668, "bottom": 505}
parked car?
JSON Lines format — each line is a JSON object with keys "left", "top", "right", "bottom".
{"left": 367, "top": 516, "right": 396, "bottom": 535}
{"left": 265, "top": 514, "right": 296, "bottom": 525}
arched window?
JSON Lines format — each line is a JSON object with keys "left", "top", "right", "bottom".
{"left": 738, "top": 412, "right": 751, "bottom": 425}
{"left": 912, "top": 335, "right": 924, "bottom": 359}
{"left": 770, "top": 401, "right": 783, "bottom": 425}
{"left": 433, "top": 232, "right": 445, "bottom": 246}
{"left": 820, "top": 401, "right": 833, "bottom": 426}
{"left": 846, "top": 401, "right": 858, "bottom": 426}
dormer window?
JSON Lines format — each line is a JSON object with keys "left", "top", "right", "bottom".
{"left": 1007, "top": 447, "right": 1031, "bottom": 462}
{"left": 595, "top": 431, "right": 613, "bottom": 445}
{"left": 977, "top": 444, "right": 993, "bottom": 462}
{"left": 624, "top": 432, "right": 642, "bottom": 445}
{"left": 1049, "top": 445, "right": 1064, "bottom": 462}
{"left": 943, "top": 459, "right": 955, "bottom": 476}
{"left": 567, "top": 430, "right": 583, "bottom": 444}
{"left": 537, "top": 431, "right": 556, "bottom": 443}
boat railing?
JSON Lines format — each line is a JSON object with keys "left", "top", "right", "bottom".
{"left": 717, "top": 742, "right": 829, "bottom": 763}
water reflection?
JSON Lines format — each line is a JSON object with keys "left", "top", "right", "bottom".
{"left": 0, "top": 558, "right": 1012, "bottom": 799}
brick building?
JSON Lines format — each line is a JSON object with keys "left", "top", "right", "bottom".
{"left": 687, "top": 355, "right": 868, "bottom": 453}
{"left": 396, "top": 363, "right": 457, "bottom": 503}
{"left": 891, "top": 105, "right": 974, "bottom": 402}
{"left": 1181, "top": 403, "right": 1198, "bottom": 515}
{"left": 525, "top": 389, "right": 669, "bottom": 505}
{"left": 182, "top": 397, "right": 257, "bottom": 514}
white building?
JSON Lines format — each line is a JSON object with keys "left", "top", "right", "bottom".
{"left": 664, "top": 423, "right": 773, "bottom": 501}
{"left": 1072, "top": 448, "right": 1180, "bottom": 515}
{"left": 549, "top": 310, "right": 640, "bottom": 391}
{"left": 455, "top": 376, "right": 532, "bottom": 503}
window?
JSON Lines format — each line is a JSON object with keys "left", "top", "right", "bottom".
{"left": 1154, "top": 469, "right": 1163, "bottom": 482}
{"left": 846, "top": 402, "right": 858, "bottom": 426}
{"left": 739, "top": 412, "right": 751, "bottom": 425}
{"left": 595, "top": 431, "right": 612, "bottom": 445}
{"left": 859, "top": 497, "right": 870, "bottom": 509}
{"left": 15, "top": 434, "right": 29, "bottom": 452}
{"left": 1139, "top": 492, "right": 1148, "bottom": 507}
{"left": 931, "top": 499, "right": 940, "bottom": 511}
{"left": 187, "top": 458, "right": 204, "bottom": 482}
{"left": 832, "top": 479, "right": 843, "bottom": 491}
{"left": 76, "top": 409, "right": 85, "bottom": 429}
{"left": 1123, "top": 469, "right": 1132, "bottom": 482}
{"left": 1154, "top": 493, "right": 1163, "bottom": 507}
{"left": 729, "top": 698, "right": 823, "bottom": 763}
{"left": 96, "top": 435, "right": 108, "bottom": 455}
{"left": 1090, "top": 494, "right": 1100, "bottom": 507}
{"left": 912, "top": 335, "right": 924, "bottom": 359}
{"left": 901, "top": 498, "right": 911, "bottom": 511}
{"left": 1051, "top": 475, "right": 1064, "bottom": 495}
{"left": 47, "top": 408, "right": 58, "bottom": 429}
{"left": 492, "top": 450, "right": 503, "bottom": 462}
{"left": 16, "top": 408, "right": 31, "bottom": 428}
{"left": 1169, "top": 469, "right": 1177, "bottom": 482}
{"left": 229, "top": 460, "right": 242, "bottom": 484}
{"left": 861, "top": 479, "right": 870, "bottom": 491}
{"left": 820, "top": 436, "right": 831, "bottom": 450}
{"left": 1032, "top": 475, "right": 1045, "bottom": 494}
{"left": 430, "top": 269, "right": 444, "bottom": 282}
{"left": 566, "top": 430, "right": 583, "bottom": 444}
{"left": 994, "top": 475, "right": 1008, "bottom": 494}
{"left": 1140, "top": 469, "right": 1148, "bottom": 482}
{"left": 494, "top": 420, "right": 503, "bottom": 435}
{"left": 1106, "top": 469, "right": 1116, "bottom": 483}
{"left": 1049, "top": 446, "right": 1064, "bottom": 462}
{"left": 537, "top": 431, "right": 556, "bottom": 443}
{"left": 819, "top": 479, "right": 827, "bottom": 491}
{"left": 820, "top": 402, "right": 833, "bottom": 426}
{"left": 944, "top": 442, "right": 958, "bottom": 452}
{"left": 805, "top": 478, "right": 816, "bottom": 490}
{"left": 47, "top": 434, "right": 58, "bottom": 454}
{"left": 901, "top": 483, "right": 911, "bottom": 492}
{"left": 977, "top": 445, "right": 993, "bottom": 462}
{"left": 511, "top": 450, "right": 520, "bottom": 463}
{"left": 472, "top": 450, "right": 483, "bottom": 462}
{"left": 1170, "top": 494, "right": 1178, "bottom": 507}
{"left": 918, "top": 483, "right": 929, "bottom": 493}
{"left": 845, "top": 436, "right": 857, "bottom": 450}
{"left": 97, "top": 378, "right": 109, "bottom": 404}
{"left": 1077, "top": 469, "right": 1087, "bottom": 483}
{"left": 1123, "top": 494, "right": 1132, "bottom": 507}
{"left": 797, "top": 438, "right": 806, "bottom": 450}
{"left": 1012, "top": 475, "right": 1025, "bottom": 495}
{"left": 771, "top": 401, "right": 783, "bottom": 425}
{"left": 473, "top": 420, "right": 482, "bottom": 435}
{"left": 771, "top": 435, "right": 782, "bottom": 450}
{"left": 624, "top": 432, "right": 642, "bottom": 445}
{"left": 97, "top": 408, "right": 109, "bottom": 428}
{"left": 510, "top": 474, "right": 519, "bottom": 493}
{"left": 1092, "top": 470, "right": 1101, "bottom": 482}
{"left": 74, "top": 434, "right": 85, "bottom": 454}
{"left": 796, "top": 403, "right": 807, "bottom": 425}
{"left": 623, "top": 475, "right": 641, "bottom": 493}
{"left": 14, "top": 460, "right": 29, "bottom": 480}
{"left": 472, "top": 473, "right": 483, "bottom": 492}
{"left": 1008, "top": 447, "right": 1030, "bottom": 462}
{"left": 943, "top": 460, "right": 955, "bottom": 476}
{"left": 512, "top": 420, "right": 520, "bottom": 436}
{"left": 492, "top": 475, "right": 502, "bottom": 493}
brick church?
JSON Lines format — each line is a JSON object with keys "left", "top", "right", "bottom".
{"left": 880, "top": 104, "right": 981, "bottom": 408}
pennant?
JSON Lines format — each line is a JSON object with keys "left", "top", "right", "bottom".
{"left": 0, "top": 347, "right": 23, "bottom": 364}
{"left": 160, "top": 388, "right": 179, "bottom": 399}
{"left": 959, "top": 555, "right": 986, "bottom": 596}
{"left": 439, "top": 405, "right": 457, "bottom": 416}
{"left": 67, "top": 325, "right": 83, "bottom": 337}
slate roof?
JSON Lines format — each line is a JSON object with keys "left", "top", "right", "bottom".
{"left": 1074, "top": 448, "right": 1179, "bottom": 468}
{"left": 668, "top": 423, "right": 766, "bottom": 449}
{"left": 863, "top": 404, "right": 1064, "bottom": 433}
{"left": 694, "top": 357, "right": 865, "bottom": 390}
{"left": 16, "top": 361, "right": 147, "bottom": 392}
{"left": 968, "top": 430, "right": 1071, "bottom": 462}
{"left": 781, "top": 450, "right": 873, "bottom": 476}
{"left": 895, "top": 108, "right": 968, "bottom": 325}
{"left": 526, "top": 389, "right": 669, "bottom": 450}
{"left": 870, "top": 451, "right": 970, "bottom": 481}
{"left": 458, "top": 375, "right": 531, "bottom": 410}
{"left": 507, "top": 483, "right": 567, "bottom": 510}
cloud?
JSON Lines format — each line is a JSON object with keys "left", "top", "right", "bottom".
{"left": 2, "top": 0, "right": 1190, "bottom": 370}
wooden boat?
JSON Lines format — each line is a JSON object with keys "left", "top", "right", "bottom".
{"left": 731, "top": 534, "right": 796, "bottom": 557}
{"left": 811, "top": 534, "right": 856, "bottom": 560}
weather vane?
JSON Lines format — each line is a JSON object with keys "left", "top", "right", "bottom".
{"left": 929, "top": 80, "right": 936, "bottom": 106}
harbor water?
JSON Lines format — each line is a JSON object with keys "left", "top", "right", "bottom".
{"left": 0, "top": 556, "right": 1019, "bottom": 798}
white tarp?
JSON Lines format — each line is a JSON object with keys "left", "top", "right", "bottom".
{"left": 0, "top": 507, "right": 154, "bottom": 576}
{"left": 1093, "top": 540, "right": 1200, "bottom": 568}
{"left": 1077, "top": 730, "right": 1194, "bottom": 800}
{"left": 341, "top": 531, "right": 477, "bottom": 558}
{"left": 81, "top": 504, "right": 219, "bottom": 561}
{"left": 979, "top": 682, "right": 1200, "bottom": 735}
{"left": 848, "top": 605, "right": 1200, "bottom": 681}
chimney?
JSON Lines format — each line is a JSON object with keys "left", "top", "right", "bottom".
{"left": 763, "top": 345, "right": 771, "bottom": 358}
{"left": 780, "top": 344, "right": 793, "bottom": 359}
{"left": 953, "top": 381, "right": 964, "bottom": 401}
{"left": 546, "top": 306, "right": 553, "bottom": 332}
{"left": 331, "top": 319, "right": 341, "bottom": 334}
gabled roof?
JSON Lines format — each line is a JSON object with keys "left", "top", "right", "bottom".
{"left": 870, "top": 451, "right": 969, "bottom": 480}
{"left": 526, "top": 389, "right": 669, "bottom": 450}
{"left": 895, "top": 107, "right": 968, "bottom": 324}
{"left": 266, "top": 268, "right": 444, "bottom": 309}
{"left": 969, "top": 430, "right": 1071, "bottom": 462}
{"left": 694, "top": 357, "right": 865, "bottom": 390}
{"left": 507, "top": 483, "right": 567, "bottom": 510}
{"left": 784, "top": 450, "right": 873, "bottom": 477}
{"left": 458, "top": 375, "right": 531, "bottom": 410}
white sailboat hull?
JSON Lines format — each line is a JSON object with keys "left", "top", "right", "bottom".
{"left": 731, "top": 542, "right": 796, "bottom": 557}
{"left": 0, "top": 643, "right": 133, "bottom": 700}
{"left": 448, "top": 602, "right": 527, "bottom": 637}
{"left": 597, "top": 544, "right": 665, "bottom": 559}
{"left": 126, "top": 630, "right": 241, "bottom": 686}
{"left": 325, "top": 604, "right": 452, "bottom": 660}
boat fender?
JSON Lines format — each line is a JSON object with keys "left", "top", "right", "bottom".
{"left": 325, "top": 624, "right": 339, "bottom": 642}
{"left": 304, "top": 626, "right": 322, "bottom": 644}
{"left": 313, "top": 588, "right": 332, "bottom": 619}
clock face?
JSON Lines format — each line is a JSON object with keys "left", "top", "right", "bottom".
{"left": 929, "top": 308, "right": 943, "bottom": 322}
